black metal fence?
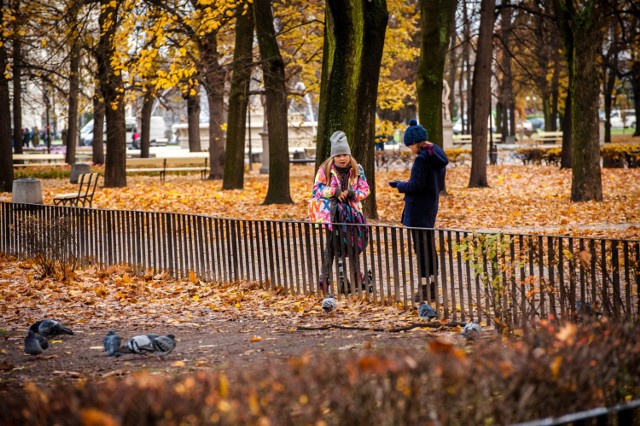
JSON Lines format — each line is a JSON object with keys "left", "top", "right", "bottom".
{"left": 512, "top": 399, "right": 640, "bottom": 426}
{"left": 1, "top": 202, "right": 638, "bottom": 325}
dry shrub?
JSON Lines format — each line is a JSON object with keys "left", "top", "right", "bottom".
{"left": 1, "top": 321, "right": 639, "bottom": 425}
{"left": 11, "top": 215, "right": 78, "bottom": 280}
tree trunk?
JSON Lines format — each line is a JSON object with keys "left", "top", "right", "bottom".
{"left": 0, "top": 0, "right": 13, "bottom": 193}
{"left": 200, "top": 33, "right": 226, "bottom": 179}
{"left": 12, "top": 37, "right": 23, "bottom": 156}
{"left": 603, "top": 63, "right": 616, "bottom": 143}
{"left": 317, "top": 0, "right": 388, "bottom": 217}
{"left": 254, "top": 0, "right": 292, "bottom": 204}
{"left": 98, "top": 0, "right": 126, "bottom": 187}
{"left": 468, "top": 0, "right": 495, "bottom": 188}
{"left": 185, "top": 88, "right": 201, "bottom": 152}
{"left": 352, "top": 0, "right": 388, "bottom": 218}
{"left": 140, "top": 89, "right": 153, "bottom": 158}
{"left": 417, "top": 0, "right": 456, "bottom": 149}
{"left": 446, "top": 29, "right": 457, "bottom": 124}
{"left": 223, "top": 1, "right": 253, "bottom": 190}
{"left": 315, "top": 8, "right": 336, "bottom": 167}
{"left": 554, "top": 0, "right": 573, "bottom": 169}
{"left": 92, "top": 93, "right": 105, "bottom": 165}
{"left": 498, "top": 0, "right": 513, "bottom": 141}
{"left": 631, "top": 60, "right": 640, "bottom": 137}
{"left": 65, "top": 19, "right": 80, "bottom": 165}
{"left": 568, "top": 2, "right": 604, "bottom": 202}
{"left": 463, "top": 2, "right": 472, "bottom": 134}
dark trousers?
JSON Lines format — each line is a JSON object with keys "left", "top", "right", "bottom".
{"left": 320, "top": 226, "right": 369, "bottom": 294}
{"left": 411, "top": 229, "right": 438, "bottom": 278}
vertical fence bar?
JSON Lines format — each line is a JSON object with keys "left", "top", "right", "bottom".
{"left": 612, "top": 240, "right": 620, "bottom": 318}
{"left": 623, "top": 241, "right": 631, "bottom": 317}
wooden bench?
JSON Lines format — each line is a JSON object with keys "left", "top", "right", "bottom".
{"left": 126, "top": 157, "right": 208, "bottom": 180}
{"left": 13, "top": 153, "right": 66, "bottom": 168}
{"left": 532, "top": 131, "right": 563, "bottom": 144}
{"left": 452, "top": 133, "right": 499, "bottom": 146}
{"left": 453, "top": 134, "right": 472, "bottom": 146}
{"left": 53, "top": 173, "right": 100, "bottom": 208}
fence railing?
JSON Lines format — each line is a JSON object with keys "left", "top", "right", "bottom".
{"left": 512, "top": 399, "right": 640, "bottom": 426}
{"left": 1, "top": 202, "right": 638, "bottom": 325}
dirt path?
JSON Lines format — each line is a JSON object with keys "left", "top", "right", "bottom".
{"left": 0, "top": 309, "right": 452, "bottom": 392}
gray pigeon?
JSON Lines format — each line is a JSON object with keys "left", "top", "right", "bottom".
{"left": 29, "top": 319, "right": 74, "bottom": 338}
{"left": 322, "top": 295, "right": 337, "bottom": 314}
{"left": 151, "top": 335, "right": 176, "bottom": 356}
{"left": 125, "top": 334, "right": 159, "bottom": 354}
{"left": 25, "top": 330, "right": 47, "bottom": 355}
{"left": 462, "top": 322, "right": 482, "bottom": 341}
{"left": 103, "top": 331, "right": 121, "bottom": 357}
{"left": 418, "top": 301, "right": 438, "bottom": 321}
{"left": 576, "top": 300, "right": 602, "bottom": 321}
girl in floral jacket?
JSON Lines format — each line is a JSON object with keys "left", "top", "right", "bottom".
{"left": 309, "top": 131, "right": 370, "bottom": 294}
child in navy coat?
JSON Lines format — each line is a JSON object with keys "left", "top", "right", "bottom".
{"left": 389, "top": 119, "right": 448, "bottom": 302}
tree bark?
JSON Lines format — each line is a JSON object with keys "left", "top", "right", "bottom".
{"left": 555, "top": 0, "right": 605, "bottom": 200}
{"left": 185, "top": 88, "right": 201, "bottom": 152}
{"left": 468, "top": 0, "right": 495, "bottom": 188}
{"left": 92, "top": 93, "right": 105, "bottom": 165}
{"left": 0, "top": 0, "right": 13, "bottom": 192}
{"left": 417, "top": 0, "right": 456, "bottom": 149}
{"left": 568, "top": 2, "right": 604, "bottom": 202}
{"left": 254, "top": 0, "right": 292, "bottom": 204}
{"left": 631, "top": 60, "right": 640, "bottom": 137}
{"left": 65, "top": 3, "right": 80, "bottom": 165}
{"left": 140, "top": 89, "right": 153, "bottom": 158}
{"left": 199, "top": 32, "right": 226, "bottom": 179}
{"left": 97, "top": 0, "right": 126, "bottom": 187}
{"left": 223, "top": 2, "right": 253, "bottom": 190}
{"left": 12, "top": 36, "right": 23, "bottom": 156}
{"left": 318, "top": 0, "right": 388, "bottom": 218}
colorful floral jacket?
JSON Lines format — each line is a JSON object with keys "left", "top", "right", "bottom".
{"left": 309, "top": 163, "right": 370, "bottom": 227}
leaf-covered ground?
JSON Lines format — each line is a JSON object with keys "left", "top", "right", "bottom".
{"left": 9, "top": 164, "right": 639, "bottom": 240}
{"left": 0, "top": 258, "right": 472, "bottom": 390}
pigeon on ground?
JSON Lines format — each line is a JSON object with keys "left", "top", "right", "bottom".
{"left": 29, "top": 319, "right": 74, "bottom": 338}
{"left": 121, "top": 334, "right": 159, "bottom": 355}
{"left": 103, "top": 331, "right": 122, "bottom": 357}
{"left": 151, "top": 335, "right": 176, "bottom": 357}
{"left": 25, "top": 330, "right": 48, "bottom": 355}
{"left": 462, "top": 322, "right": 482, "bottom": 341}
{"left": 418, "top": 302, "right": 438, "bottom": 321}
{"left": 322, "top": 295, "right": 337, "bottom": 314}
{"left": 576, "top": 300, "right": 601, "bottom": 316}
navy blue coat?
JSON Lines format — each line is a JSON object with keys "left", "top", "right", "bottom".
{"left": 396, "top": 144, "right": 448, "bottom": 228}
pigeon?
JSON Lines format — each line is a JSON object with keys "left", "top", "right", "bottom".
{"left": 103, "top": 331, "right": 122, "bottom": 357}
{"left": 151, "top": 335, "right": 176, "bottom": 357}
{"left": 29, "top": 319, "right": 74, "bottom": 338}
{"left": 322, "top": 295, "right": 337, "bottom": 314}
{"left": 462, "top": 322, "right": 482, "bottom": 341}
{"left": 25, "top": 330, "right": 48, "bottom": 355}
{"left": 122, "top": 334, "right": 159, "bottom": 355}
{"left": 576, "top": 300, "right": 602, "bottom": 321}
{"left": 418, "top": 301, "right": 438, "bottom": 321}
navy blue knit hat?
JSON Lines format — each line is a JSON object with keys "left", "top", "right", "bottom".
{"left": 403, "top": 119, "right": 428, "bottom": 146}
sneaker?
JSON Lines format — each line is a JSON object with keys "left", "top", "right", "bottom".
{"left": 413, "top": 282, "right": 436, "bottom": 302}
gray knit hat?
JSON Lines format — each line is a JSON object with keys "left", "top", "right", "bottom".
{"left": 330, "top": 131, "right": 351, "bottom": 157}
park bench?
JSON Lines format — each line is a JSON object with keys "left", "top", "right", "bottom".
{"left": 452, "top": 133, "right": 500, "bottom": 146}
{"left": 532, "top": 131, "right": 563, "bottom": 144}
{"left": 125, "top": 156, "right": 208, "bottom": 180}
{"left": 53, "top": 172, "right": 100, "bottom": 208}
{"left": 13, "top": 153, "right": 66, "bottom": 168}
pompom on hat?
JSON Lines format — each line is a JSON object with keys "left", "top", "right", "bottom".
{"left": 403, "top": 119, "right": 428, "bottom": 146}
{"left": 330, "top": 130, "right": 351, "bottom": 157}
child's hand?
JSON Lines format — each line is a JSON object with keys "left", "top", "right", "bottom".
{"left": 388, "top": 181, "right": 398, "bottom": 188}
